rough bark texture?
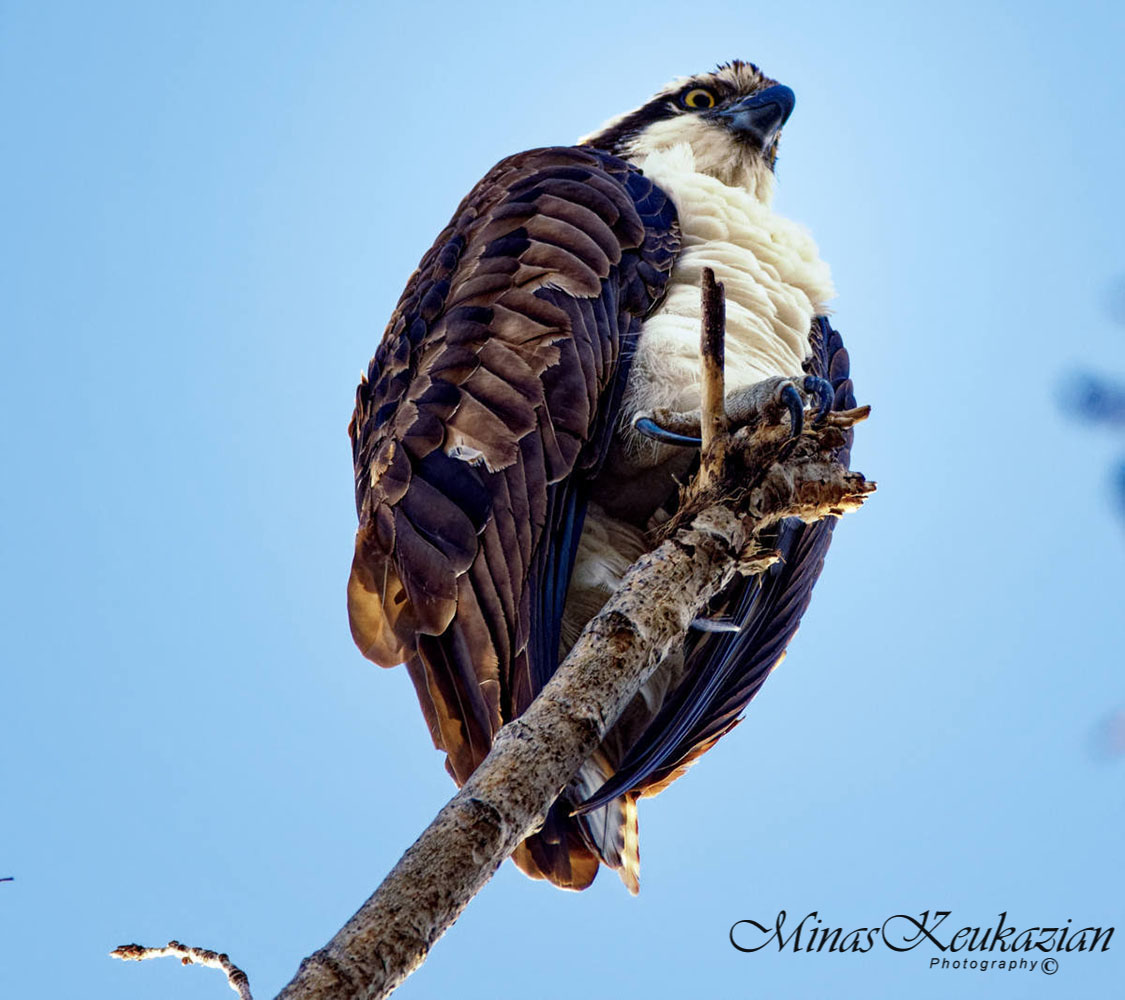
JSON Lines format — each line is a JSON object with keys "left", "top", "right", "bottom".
{"left": 275, "top": 405, "right": 873, "bottom": 1000}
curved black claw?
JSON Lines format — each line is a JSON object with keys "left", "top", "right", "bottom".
{"left": 803, "top": 375, "right": 835, "bottom": 424}
{"left": 634, "top": 416, "right": 702, "bottom": 447}
{"left": 780, "top": 384, "right": 804, "bottom": 438}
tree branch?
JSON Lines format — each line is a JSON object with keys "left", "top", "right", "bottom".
{"left": 111, "top": 941, "right": 253, "bottom": 999}
{"left": 273, "top": 275, "right": 874, "bottom": 1000}
{"left": 698, "top": 267, "right": 727, "bottom": 490}
{"left": 113, "top": 272, "right": 874, "bottom": 1000}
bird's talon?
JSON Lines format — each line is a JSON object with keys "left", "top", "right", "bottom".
{"left": 803, "top": 375, "right": 835, "bottom": 424}
{"left": 633, "top": 416, "right": 702, "bottom": 447}
{"left": 780, "top": 384, "right": 804, "bottom": 438}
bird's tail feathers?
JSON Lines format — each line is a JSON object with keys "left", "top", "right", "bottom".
{"left": 570, "top": 753, "right": 641, "bottom": 894}
{"left": 512, "top": 802, "right": 601, "bottom": 891}
{"left": 510, "top": 753, "right": 640, "bottom": 894}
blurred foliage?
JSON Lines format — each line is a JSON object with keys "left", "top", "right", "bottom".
{"left": 1059, "top": 276, "right": 1125, "bottom": 521}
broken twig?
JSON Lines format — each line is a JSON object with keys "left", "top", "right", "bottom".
{"left": 698, "top": 266, "right": 728, "bottom": 490}
{"left": 111, "top": 940, "right": 254, "bottom": 1000}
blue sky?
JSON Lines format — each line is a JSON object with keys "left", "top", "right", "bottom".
{"left": 3, "top": 2, "right": 1123, "bottom": 997}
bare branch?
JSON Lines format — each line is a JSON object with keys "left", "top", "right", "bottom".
{"left": 111, "top": 940, "right": 253, "bottom": 1000}
{"left": 114, "top": 281, "right": 875, "bottom": 1000}
{"left": 698, "top": 266, "right": 727, "bottom": 491}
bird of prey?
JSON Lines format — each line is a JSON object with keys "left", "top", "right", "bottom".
{"left": 348, "top": 61, "right": 856, "bottom": 893}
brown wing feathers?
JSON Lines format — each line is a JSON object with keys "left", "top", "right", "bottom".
{"left": 348, "top": 149, "right": 679, "bottom": 882}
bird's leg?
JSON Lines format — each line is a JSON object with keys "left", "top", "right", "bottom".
{"left": 634, "top": 374, "right": 837, "bottom": 447}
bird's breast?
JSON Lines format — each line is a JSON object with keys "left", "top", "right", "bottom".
{"left": 621, "top": 144, "right": 835, "bottom": 427}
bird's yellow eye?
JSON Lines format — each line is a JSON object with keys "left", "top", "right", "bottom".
{"left": 681, "top": 88, "right": 716, "bottom": 110}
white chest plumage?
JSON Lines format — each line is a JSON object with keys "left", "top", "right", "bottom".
{"left": 620, "top": 144, "right": 835, "bottom": 430}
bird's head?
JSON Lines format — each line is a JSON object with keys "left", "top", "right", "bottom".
{"left": 579, "top": 61, "right": 793, "bottom": 201}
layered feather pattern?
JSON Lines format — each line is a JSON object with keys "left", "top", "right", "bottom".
{"left": 348, "top": 147, "right": 679, "bottom": 888}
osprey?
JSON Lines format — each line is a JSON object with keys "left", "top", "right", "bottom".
{"left": 348, "top": 61, "right": 856, "bottom": 893}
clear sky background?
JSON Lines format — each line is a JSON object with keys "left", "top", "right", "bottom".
{"left": 3, "top": 2, "right": 1124, "bottom": 998}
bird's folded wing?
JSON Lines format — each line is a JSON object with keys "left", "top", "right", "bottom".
{"left": 348, "top": 146, "right": 679, "bottom": 783}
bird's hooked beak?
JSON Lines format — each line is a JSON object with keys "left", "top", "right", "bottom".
{"left": 710, "top": 84, "right": 795, "bottom": 152}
